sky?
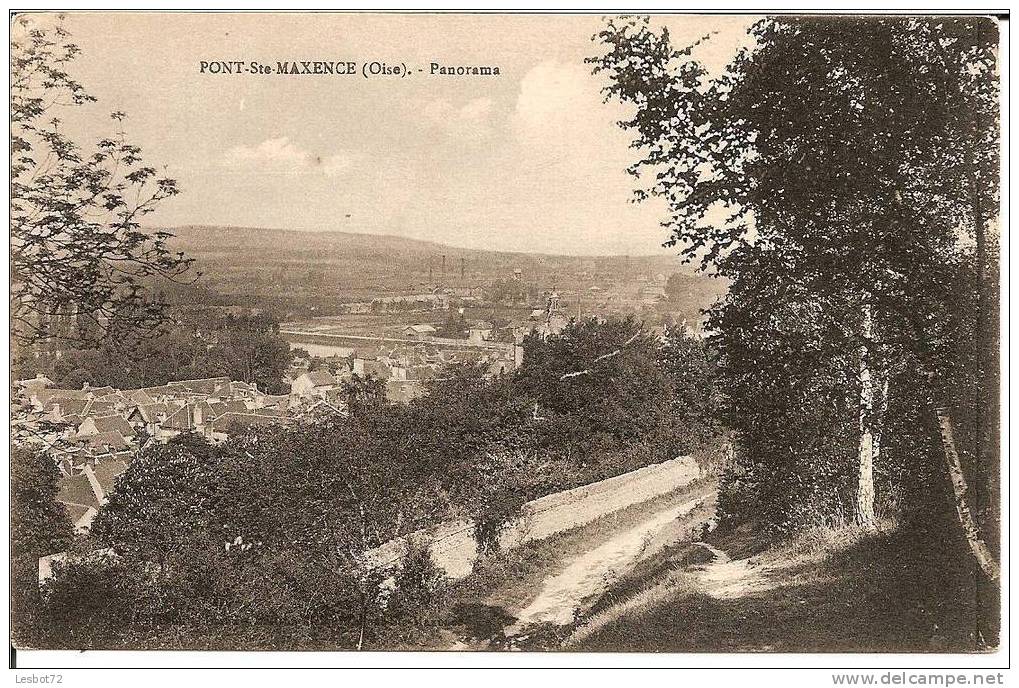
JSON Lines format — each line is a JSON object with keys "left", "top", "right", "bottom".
{"left": 17, "top": 12, "right": 756, "bottom": 256}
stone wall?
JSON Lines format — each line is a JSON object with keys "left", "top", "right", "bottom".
{"left": 364, "top": 455, "right": 701, "bottom": 580}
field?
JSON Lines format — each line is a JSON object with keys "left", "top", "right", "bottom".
{"left": 286, "top": 305, "right": 538, "bottom": 339}
{"left": 158, "top": 225, "right": 727, "bottom": 322}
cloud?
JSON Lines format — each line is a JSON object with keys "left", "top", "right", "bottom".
{"left": 511, "top": 60, "right": 628, "bottom": 153}
{"left": 223, "top": 136, "right": 354, "bottom": 177}
{"left": 422, "top": 97, "right": 494, "bottom": 139}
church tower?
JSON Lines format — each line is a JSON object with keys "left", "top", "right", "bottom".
{"left": 546, "top": 290, "right": 560, "bottom": 320}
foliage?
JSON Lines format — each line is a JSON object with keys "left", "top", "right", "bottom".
{"left": 57, "top": 427, "right": 449, "bottom": 649}
{"left": 341, "top": 374, "right": 387, "bottom": 417}
{"left": 16, "top": 308, "right": 295, "bottom": 393}
{"left": 11, "top": 17, "right": 193, "bottom": 348}
{"left": 591, "top": 16, "right": 999, "bottom": 533}
{"left": 28, "top": 317, "right": 722, "bottom": 649}
{"left": 488, "top": 278, "right": 539, "bottom": 305}
{"left": 10, "top": 446, "right": 72, "bottom": 648}
{"left": 436, "top": 310, "right": 468, "bottom": 339}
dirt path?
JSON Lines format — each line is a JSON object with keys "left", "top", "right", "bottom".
{"left": 692, "top": 542, "right": 782, "bottom": 599}
{"left": 505, "top": 495, "right": 707, "bottom": 633}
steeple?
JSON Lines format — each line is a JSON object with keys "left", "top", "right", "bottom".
{"left": 546, "top": 290, "right": 560, "bottom": 320}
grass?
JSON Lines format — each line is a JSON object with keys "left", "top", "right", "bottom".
{"left": 431, "top": 477, "right": 717, "bottom": 648}
{"left": 567, "top": 508, "right": 999, "bottom": 653}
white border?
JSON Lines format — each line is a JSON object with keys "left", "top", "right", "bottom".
{"left": 4, "top": 3, "right": 1011, "bottom": 677}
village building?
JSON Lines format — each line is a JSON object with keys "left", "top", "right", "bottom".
{"left": 16, "top": 373, "right": 53, "bottom": 392}
{"left": 384, "top": 379, "right": 426, "bottom": 404}
{"left": 168, "top": 376, "right": 233, "bottom": 401}
{"left": 127, "top": 402, "right": 171, "bottom": 436}
{"left": 290, "top": 370, "right": 337, "bottom": 397}
{"left": 28, "top": 387, "right": 92, "bottom": 411}
{"left": 80, "top": 431, "right": 133, "bottom": 461}
{"left": 403, "top": 324, "right": 438, "bottom": 338}
{"left": 209, "top": 411, "right": 288, "bottom": 441}
{"left": 468, "top": 321, "right": 494, "bottom": 343}
{"left": 46, "top": 398, "right": 92, "bottom": 424}
{"left": 55, "top": 460, "right": 129, "bottom": 534}
{"left": 353, "top": 358, "right": 392, "bottom": 380}
{"left": 76, "top": 414, "right": 136, "bottom": 441}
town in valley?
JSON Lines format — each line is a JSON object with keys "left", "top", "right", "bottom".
{"left": 9, "top": 12, "right": 1001, "bottom": 661}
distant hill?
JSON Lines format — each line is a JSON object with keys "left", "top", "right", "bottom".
{"left": 157, "top": 225, "right": 725, "bottom": 316}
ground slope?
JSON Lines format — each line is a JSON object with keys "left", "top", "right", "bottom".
{"left": 568, "top": 512, "right": 998, "bottom": 653}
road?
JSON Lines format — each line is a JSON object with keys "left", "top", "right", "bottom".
{"left": 507, "top": 496, "right": 707, "bottom": 631}
{"left": 489, "top": 485, "right": 715, "bottom": 642}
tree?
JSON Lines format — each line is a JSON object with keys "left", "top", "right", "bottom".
{"left": 28, "top": 314, "right": 727, "bottom": 648}
{"left": 436, "top": 310, "right": 468, "bottom": 339}
{"left": 82, "top": 427, "right": 450, "bottom": 649}
{"left": 11, "top": 16, "right": 193, "bottom": 349}
{"left": 11, "top": 446, "right": 72, "bottom": 647}
{"left": 341, "top": 374, "right": 387, "bottom": 417}
{"left": 18, "top": 307, "right": 297, "bottom": 393}
{"left": 657, "top": 325, "right": 723, "bottom": 457}
{"left": 591, "top": 15, "right": 999, "bottom": 576}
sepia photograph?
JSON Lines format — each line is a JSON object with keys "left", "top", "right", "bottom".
{"left": 7, "top": 7, "right": 1006, "bottom": 674}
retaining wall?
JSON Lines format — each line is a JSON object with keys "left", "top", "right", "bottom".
{"left": 364, "top": 455, "right": 700, "bottom": 580}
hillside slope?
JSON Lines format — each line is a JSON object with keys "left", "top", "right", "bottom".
{"left": 567, "top": 512, "right": 998, "bottom": 653}
{"left": 159, "top": 225, "right": 719, "bottom": 306}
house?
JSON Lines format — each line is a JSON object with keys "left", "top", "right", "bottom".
{"left": 47, "top": 398, "right": 92, "bottom": 424}
{"left": 80, "top": 432, "right": 132, "bottom": 461}
{"left": 127, "top": 402, "right": 171, "bottom": 435}
{"left": 124, "top": 388, "right": 155, "bottom": 405}
{"left": 227, "top": 380, "right": 260, "bottom": 398}
{"left": 29, "top": 387, "right": 91, "bottom": 410}
{"left": 168, "top": 376, "right": 232, "bottom": 399}
{"left": 57, "top": 471, "right": 101, "bottom": 533}
{"left": 83, "top": 399, "right": 121, "bottom": 418}
{"left": 16, "top": 374, "right": 53, "bottom": 394}
{"left": 384, "top": 379, "right": 425, "bottom": 404}
{"left": 403, "top": 324, "right": 437, "bottom": 338}
{"left": 204, "top": 399, "right": 250, "bottom": 421}
{"left": 209, "top": 411, "right": 286, "bottom": 440}
{"left": 77, "top": 415, "right": 135, "bottom": 440}
{"left": 353, "top": 359, "right": 391, "bottom": 380}
{"left": 445, "top": 349, "right": 486, "bottom": 364}
{"left": 468, "top": 321, "right": 494, "bottom": 343}
{"left": 162, "top": 403, "right": 197, "bottom": 433}
{"left": 290, "top": 370, "right": 336, "bottom": 397}
{"left": 256, "top": 394, "right": 291, "bottom": 411}
{"left": 136, "top": 385, "right": 180, "bottom": 403}
{"left": 294, "top": 398, "right": 348, "bottom": 420}
{"left": 405, "top": 365, "right": 436, "bottom": 381}
{"left": 55, "top": 460, "right": 129, "bottom": 533}
{"left": 390, "top": 361, "right": 436, "bottom": 381}
{"left": 96, "top": 391, "right": 131, "bottom": 407}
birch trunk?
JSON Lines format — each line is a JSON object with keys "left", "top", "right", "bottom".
{"left": 934, "top": 406, "right": 999, "bottom": 580}
{"left": 856, "top": 304, "right": 876, "bottom": 526}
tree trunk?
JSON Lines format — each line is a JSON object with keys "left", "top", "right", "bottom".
{"left": 856, "top": 304, "right": 876, "bottom": 527}
{"left": 871, "top": 377, "right": 890, "bottom": 506}
{"left": 934, "top": 406, "right": 999, "bottom": 580}
{"left": 356, "top": 603, "right": 366, "bottom": 651}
